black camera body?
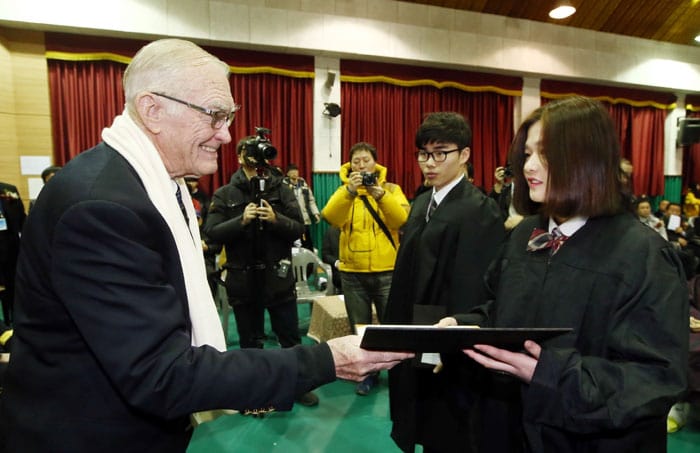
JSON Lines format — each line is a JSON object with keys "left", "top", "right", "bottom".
{"left": 503, "top": 165, "right": 513, "bottom": 178}
{"left": 244, "top": 127, "right": 278, "bottom": 164}
{"left": 361, "top": 172, "right": 378, "bottom": 186}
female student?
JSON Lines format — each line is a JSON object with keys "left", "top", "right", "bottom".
{"left": 442, "top": 96, "right": 688, "bottom": 452}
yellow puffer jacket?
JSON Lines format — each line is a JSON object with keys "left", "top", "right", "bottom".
{"left": 321, "top": 162, "right": 410, "bottom": 273}
{"left": 684, "top": 191, "right": 700, "bottom": 218}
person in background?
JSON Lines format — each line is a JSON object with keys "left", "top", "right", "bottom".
{"left": 636, "top": 197, "right": 668, "bottom": 240}
{"left": 489, "top": 164, "right": 523, "bottom": 231}
{"left": 0, "top": 39, "right": 412, "bottom": 452}
{"left": 684, "top": 182, "right": 700, "bottom": 220}
{"left": 204, "top": 137, "right": 322, "bottom": 407}
{"left": 383, "top": 112, "right": 505, "bottom": 453}
{"left": 664, "top": 202, "right": 699, "bottom": 279}
{"left": 0, "top": 181, "right": 26, "bottom": 326}
{"left": 440, "top": 96, "right": 687, "bottom": 452}
{"left": 282, "top": 163, "right": 320, "bottom": 250}
{"left": 29, "top": 165, "right": 62, "bottom": 212}
{"left": 321, "top": 224, "right": 342, "bottom": 294}
{"left": 186, "top": 177, "right": 220, "bottom": 298}
{"left": 655, "top": 199, "right": 670, "bottom": 219}
{"left": 322, "top": 141, "right": 410, "bottom": 396}
{"left": 185, "top": 176, "right": 211, "bottom": 222}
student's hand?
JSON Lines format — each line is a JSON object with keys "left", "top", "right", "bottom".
{"left": 435, "top": 317, "right": 458, "bottom": 327}
{"left": 464, "top": 340, "right": 541, "bottom": 384}
{"left": 327, "top": 335, "right": 414, "bottom": 382}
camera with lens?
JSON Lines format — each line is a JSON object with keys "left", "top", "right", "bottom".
{"left": 244, "top": 127, "right": 278, "bottom": 164}
{"left": 361, "top": 171, "right": 378, "bottom": 186}
{"left": 503, "top": 164, "right": 513, "bottom": 178}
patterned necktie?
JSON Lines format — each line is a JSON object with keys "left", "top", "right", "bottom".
{"left": 426, "top": 195, "right": 437, "bottom": 222}
{"left": 527, "top": 227, "right": 568, "bottom": 255}
{"left": 175, "top": 184, "right": 190, "bottom": 226}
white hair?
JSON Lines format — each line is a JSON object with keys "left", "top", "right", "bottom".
{"left": 123, "top": 39, "right": 230, "bottom": 115}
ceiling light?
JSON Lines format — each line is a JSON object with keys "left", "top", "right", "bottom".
{"left": 695, "top": 34, "right": 700, "bottom": 44}
{"left": 549, "top": 2, "right": 576, "bottom": 20}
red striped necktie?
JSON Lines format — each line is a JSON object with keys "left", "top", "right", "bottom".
{"left": 527, "top": 227, "right": 568, "bottom": 255}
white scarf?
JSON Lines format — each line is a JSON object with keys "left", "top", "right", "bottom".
{"left": 102, "top": 110, "right": 226, "bottom": 352}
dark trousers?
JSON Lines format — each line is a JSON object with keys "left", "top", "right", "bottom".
{"left": 340, "top": 270, "right": 392, "bottom": 333}
{"left": 231, "top": 297, "right": 301, "bottom": 349}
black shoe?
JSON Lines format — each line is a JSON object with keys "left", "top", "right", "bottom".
{"left": 355, "top": 374, "right": 379, "bottom": 396}
{"left": 296, "top": 391, "right": 319, "bottom": 407}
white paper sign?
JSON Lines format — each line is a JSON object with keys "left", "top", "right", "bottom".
{"left": 667, "top": 214, "right": 681, "bottom": 231}
{"left": 20, "top": 156, "right": 52, "bottom": 175}
{"left": 27, "top": 177, "right": 44, "bottom": 199}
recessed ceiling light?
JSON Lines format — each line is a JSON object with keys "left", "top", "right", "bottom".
{"left": 549, "top": 3, "right": 576, "bottom": 20}
{"left": 695, "top": 34, "right": 700, "bottom": 43}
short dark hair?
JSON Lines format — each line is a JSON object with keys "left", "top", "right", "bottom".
{"left": 634, "top": 197, "right": 651, "bottom": 210}
{"left": 510, "top": 96, "right": 624, "bottom": 218}
{"left": 41, "top": 165, "right": 62, "bottom": 183}
{"left": 349, "top": 142, "right": 377, "bottom": 161}
{"left": 286, "top": 163, "right": 299, "bottom": 172}
{"left": 414, "top": 112, "right": 472, "bottom": 150}
{"left": 236, "top": 135, "right": 255, "bottom": 155}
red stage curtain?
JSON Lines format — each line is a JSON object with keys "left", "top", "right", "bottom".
{"left": 211, "top": 73, "right": 313, "bottom": 195}
{"left": 340, "top": 60, "right": 520, "bottom": 195}
{"left": 45, "top": 32, "right": 314, "bottom": 196}
{"left": 541, "top": 80, "right": 675, "bottom": 197}
{"left": 48, "top": 60, "right": 126, "bottom": 166}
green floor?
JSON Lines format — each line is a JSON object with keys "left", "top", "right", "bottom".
{"left": 188, "top": 307, "right": 700, "bottom": 452}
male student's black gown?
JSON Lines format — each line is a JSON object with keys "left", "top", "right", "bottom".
{"left": 384, "top": 179, "right": 505, "bottom": 452}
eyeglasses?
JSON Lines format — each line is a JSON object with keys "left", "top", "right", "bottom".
{"left": 415, "top": 148, "right": 460, "bottom": 162}
{"left": 151, "top": 92, "right": 240, "bottom": 129}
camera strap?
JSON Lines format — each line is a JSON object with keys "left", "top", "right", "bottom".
{"left": 359, "top": 195, "right": 396, "bottom": 249}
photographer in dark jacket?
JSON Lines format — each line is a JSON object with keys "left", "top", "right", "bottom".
{"left": 204, "top": 134, "right": 319, "bottom": 407}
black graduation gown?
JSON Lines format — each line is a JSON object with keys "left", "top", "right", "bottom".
{"left": 384, "top": 178, "right": 506, "bottom": 452}
{"left": 462, "top": 213, "right": 689, "bottom": 453}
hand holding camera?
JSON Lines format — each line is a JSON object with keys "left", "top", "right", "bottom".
{"left": 255, "top": 199, "right": 277, "bottom": 224}
{"left": 348, "top": 171, "right": 379, "bottom": 194}
{"left": 241, "top": 199, "right": 277, "bottom": 225}
{"left": 242, "top": 202, "right": 259, "bottom": 226}
{"left": 365, "top": 184, "right": 385, "bottom": 201}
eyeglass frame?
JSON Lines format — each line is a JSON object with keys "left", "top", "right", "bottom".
{"left": 415, "top": 148, "right": 461, "bottom": 163}
{"left": 151, "top": 92, "right": 240, "bottom": 129}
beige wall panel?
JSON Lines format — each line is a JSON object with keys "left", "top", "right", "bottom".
{"left": 14, "top": 114, "right": 52, "bottom": 153}
{"left": 0, "top": 113, "right": 19, "bottom": 158}
{"left": 0, "top": 27, "right": 49, "bottom": 211}
{"left": 0, "top": 35, "right": 15, "bottom": 114}
{"left": 8, "top": 35, "right": 50, "bottom": 116}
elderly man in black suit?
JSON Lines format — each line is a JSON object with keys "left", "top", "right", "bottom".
{"left": 0, "top": 181, "right": 26, "bottom": 325}
{"left": 0, "top": 39, "right": 411, "bottom": 453}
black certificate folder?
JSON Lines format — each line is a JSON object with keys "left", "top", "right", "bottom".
{"left": 359, "top": 325, "right": 573, "bottom": 352}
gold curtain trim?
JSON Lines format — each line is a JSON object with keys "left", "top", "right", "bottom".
{"left": 46, "top": 51, "right": 132, "bottom": 65}
{"left": 45, "top": 51, "right": 315, "bottom": 78}
{"left": 687, "top": 104, "right": 700, "bottom": 112}
{"left": 340, "top": 74, "right": 522, "bottom": 96}
{"left": 541, "top": 90, "right": 675, "bottom": 110}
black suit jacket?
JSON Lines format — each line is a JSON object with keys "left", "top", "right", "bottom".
{"left": 0, "top": 143, "right": 334, "bottom": 452}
